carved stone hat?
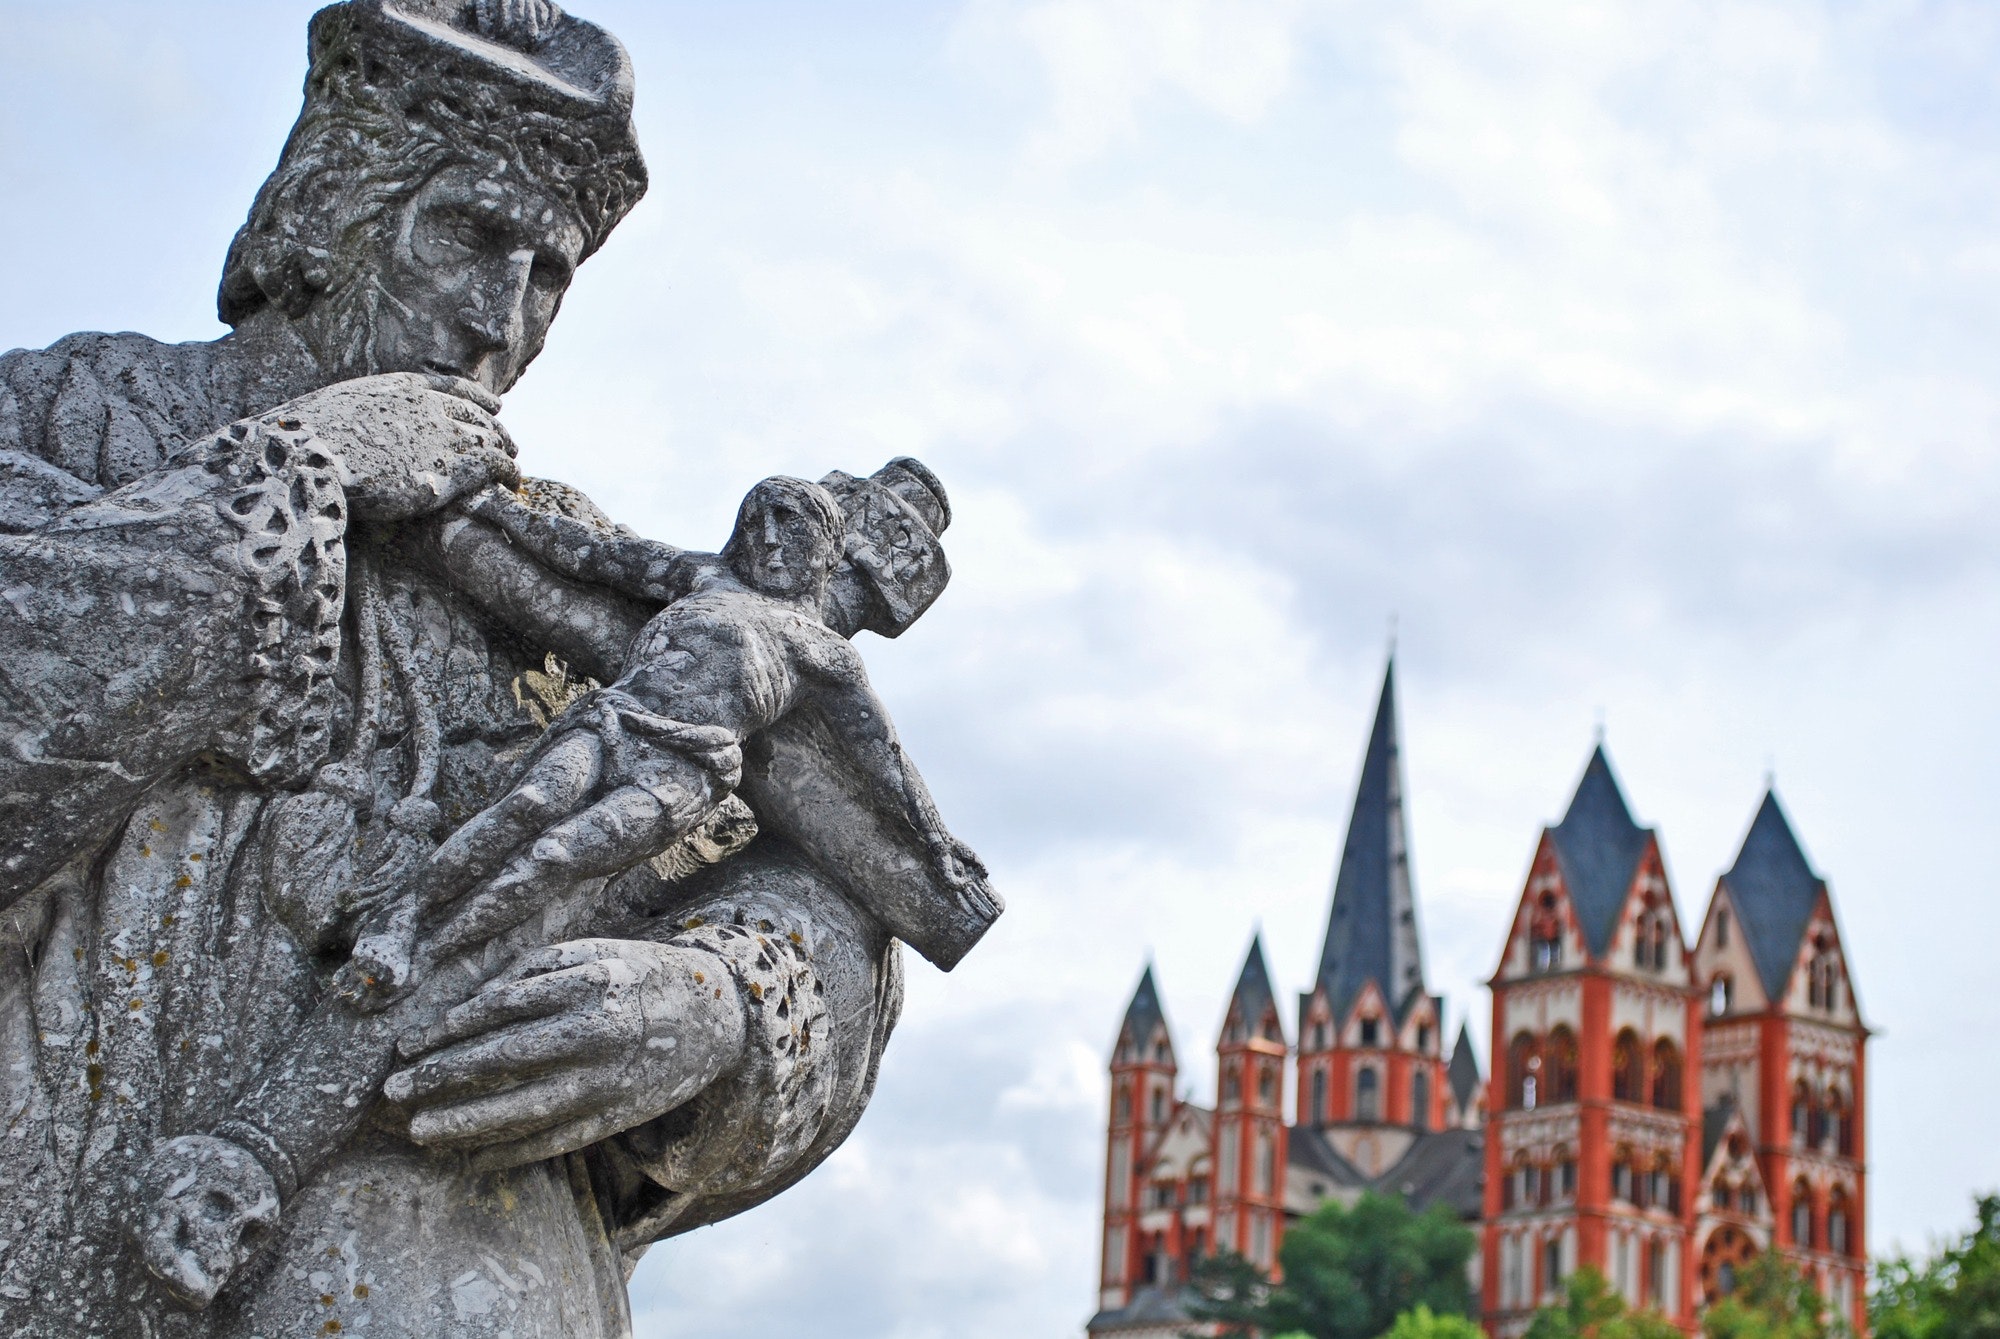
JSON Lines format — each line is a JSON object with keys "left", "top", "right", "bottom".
{"left": 220, "top": 0, "right": 647, "bottom": 323}
{"left": 819, "top": 458, "right": 954, "bottom": 640}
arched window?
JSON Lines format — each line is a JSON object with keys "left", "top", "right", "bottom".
{"left": 1553, "top": 1146, "right": 1577, "bottom": 1202}
{"left": 1150, "top": 1087, "right": 1165, "bottom": 1124}
{"left": 1830, "top": 1090, "right": 1854, "bottom": 1156}
{"left": 1257, "top": 1065, "right": 1276, "bottom": 1108}
{"left": 1222, "top": 1069, "right": 1240, "bottom": 1109}
{"left": 1355, "top": 1065, "right": 1381, "bottom": 1122}
{"left": 1359, "top": 1016, "right": 1381, "bottom": 1048}
{"left": 1531, "top": 893, "right": 1563, "bottom": 971}
{"left": 1791, "top": 1081, "right": 1812, "bottom": 1147}
{"left": 1412, "top": 1068, "right": 1432, "bottom": 1131}
{"left": 1652, "top": 1039, "right": 1683, "bottom": 1110}
{"left": 1310, "top": 1067, "right": 1328, "bottom": 1125}
{"left": 1547, "top": 1027, "right": 1580, "bottom": 1104}
{"left": 1153, "top": 1039, "right": 1171, "bottom": 1063}
{"left": 1612, "top": 1030, "right": 1644, "bottom": 1104}
{"left": 1115, "top": 1088, "right": 1131, "bottom": 1122}
{"left": 1612, "top": 1156, "right": 1634, "bottom": 1203}
{"left": 1710, "top": 973, "right": 1732, "bottom": 1017}
{"left": 1508, "top": 1033, "right": 1543, "bottom": 1110}
{"left": 1792, "top": 1182, "right": 1814, "bottom": 1248}
{"left": 1828, "top": 1191, "right": 1852, "bottom": 1256}
{"left": 1716, "top": 908, "right": 1731, "bottom": 949}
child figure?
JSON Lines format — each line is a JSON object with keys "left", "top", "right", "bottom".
{"left": 401, "top": 473, "right": 984, "bottom": 965}
{"left": 131, "top": 470, "right": 994, "bottom": 1309}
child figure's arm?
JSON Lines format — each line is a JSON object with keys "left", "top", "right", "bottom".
{"left": 460, "top": 484, "right": 699, "bottom": 605}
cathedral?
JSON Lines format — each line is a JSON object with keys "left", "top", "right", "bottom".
{"left": 1087, "top": 663, "right": 1869, "bottom": 1337}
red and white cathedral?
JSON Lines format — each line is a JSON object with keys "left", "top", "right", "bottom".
{"left": 1089, "top": 662, "right": 1869, "bottom": 1338}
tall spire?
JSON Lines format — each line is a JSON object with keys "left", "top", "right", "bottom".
{"left": 1315, "top": 658, "right": 1427, "bottom": 1021}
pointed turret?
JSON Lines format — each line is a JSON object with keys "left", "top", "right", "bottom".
{"left": 1226, "top": 935, "right": 1278, "bottom": 1041}
{"left": 1548, "top": 744, "right": 1653, "bottom": 957}
{"left": 1448, "top": 1023, "right": 1482, "bottom": 1114}
{"left": 1315, "top": 659, "right": 1427, "bottom": 1021}
{"left": 1718, "top": 790, "right": 1826, "bottom": 1001}
{"left": 1115, "top": 964, "right": 1171, "bottom": 1062}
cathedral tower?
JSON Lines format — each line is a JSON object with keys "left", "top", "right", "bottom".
{"left": 1690, "top": 792, "right": 1869, "bottom": 1331}
{"left": 1101, "top": 966, "right": 1180, "bottom": 1313}
{"left": 1213, "top": 935, "right": 1289, "bottom": 1273}
{"left": 1296, "top": 660, "right": 1449, "bottom": 1172}
{"left": 1482, "top": 747, "right": 1703, "bottom": 1335}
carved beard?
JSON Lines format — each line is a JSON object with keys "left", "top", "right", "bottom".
{"left": 300, "top": 268, "right": 427, "bottom": 383}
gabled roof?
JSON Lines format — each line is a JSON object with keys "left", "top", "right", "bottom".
{"left": 1379, "top": 1127, "right": 1485, "bottom": 1219}
{"left": 1315, "top": 659, "right": 1428, "bottom": 1022}
{"left": 1288, "top": 1125, "right": 1371, "bottom": 1189}
{"left": 1448, "top": 1023, "right": 1482, "bottom": 1108}
{"left": 1225, "top": 934, "right": 1280, "bottom": 1037}
{"left": 1087, "top": 1285, "right": 1194, "bottom": 1333}
{"left": 1719, "top": 790, "right": 1827, "bottom": 1000}
{"left": 1548, "top": 745, "right": 1654, "bottom": 958}
{"left": 1115, "top": 964, "right": 1170, "bottom": 1058}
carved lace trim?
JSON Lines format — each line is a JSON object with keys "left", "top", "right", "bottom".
{"left": 173, "top": 419, "right": 347, "bottom": 784}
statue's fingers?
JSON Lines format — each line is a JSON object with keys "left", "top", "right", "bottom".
{"left": 405, "top": 1067, "right": 619, "bottom": 1148}
{"left": 387, "top": 1009, "right": 624, "bottom": 1108}
{"left": 429, "top": 877, "right": 547, "bottom": 957}
{"left": 465, "top": 1105, "right": 639, "bottom": 1176}
{"left": 394, "top": 964, "right": 607, "bottom": 1060}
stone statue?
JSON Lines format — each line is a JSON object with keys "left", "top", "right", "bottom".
{"left": 0, "top": 3, "right": 999, "bottom": 1336}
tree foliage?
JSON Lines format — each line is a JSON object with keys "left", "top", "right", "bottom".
{"left": 1184, "top": 1193, "right": 1476, "bottom": 1339}
{"left": 1701, "top": 1253, "right": 1833, "bottom": 1339}
{"left": 1872, "top": 1194, "right": 2000, "bottom": 1339}
{"left": 1381, "top": 1304, "right": 1487, "bottom": 1339}
{"left": 1522, "top": 1268, "right": 1682, "bottom": 1339}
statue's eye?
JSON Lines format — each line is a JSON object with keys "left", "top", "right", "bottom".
{"left": 529, "top": 254, "right": 570, "bottom": 291}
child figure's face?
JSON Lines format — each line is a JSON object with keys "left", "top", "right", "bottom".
{"left": 733, "top": 495, "right": 836, "bottom": 600}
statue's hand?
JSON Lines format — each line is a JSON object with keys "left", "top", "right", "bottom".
{"left": 260, "top": 372, "right": 520, "bottom": 524}
{"left": 385, "top": 938, "right": 747, "bottom": 1172}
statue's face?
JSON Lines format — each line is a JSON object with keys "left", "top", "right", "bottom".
{"left": 308, "top": 162, "right": 588, "bottom": 392}
{"left": 733, "top": 498, "right": 835, "bottom": 601}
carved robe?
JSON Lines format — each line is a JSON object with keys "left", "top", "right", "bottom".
{"left": 0, "top": 332, "right": 900, "bottom": 1337}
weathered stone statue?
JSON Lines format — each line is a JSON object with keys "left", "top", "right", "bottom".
{"left": 0, "top": 3, "right": 999, "bottom": 1335}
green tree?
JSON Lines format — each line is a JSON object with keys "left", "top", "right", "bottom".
{"left": 1701, "top": 1253, "right": 1832, "bottom": 1339}
{"left": 1872, "top": 1194, "right": 2000, "bottom": 1339}
{"left": 1381, "top": 1304, "right": 1486, "bottom": 1339}
{"left": 1185, "top": 1193, "right": 1476, "bottom": 1339}
{"left": 1522, "top": 1268, "right": 1681, "bottom": 1339}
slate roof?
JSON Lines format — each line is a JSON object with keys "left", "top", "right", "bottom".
{"left": 1719, "top": 790, "right": 1826, "bottom": 1000}
{"left": 1379, "top": 1127, "right": 1485, "bottom": 1219}
{"left": 1227, "top": 935, "right": 1280, "bottom": 1036}
{"left": 1117, "top": 965, "right": 1169, "bottom": 1056}
{"left": 1548, "top": 746, "right": 1654, "bottom": 958}
{"left": 1087, "top": 1285, "right": 1195, "bottom": 1334}
{"left": 1448, "top": 1023, "right": 1483, "bottom": 1109}
{"left": 1288, "top": 1125, "right": 1371, "bottom": 1191}
{"left": 1315, "top": 660, "right": 1428, "bottom": 1022}
{"left": 1287, "top": 1125, "right": 1484, "bottom": 1220}
{"left": 1703, "top": 1094, "right": 1740, "bottom": 1166}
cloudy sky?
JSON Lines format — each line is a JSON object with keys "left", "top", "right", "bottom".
{"left": 8, "top": 0, "right": 2000, "bottom": 1334}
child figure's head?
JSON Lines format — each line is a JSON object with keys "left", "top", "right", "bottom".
{"left": 723, "top": 476, "right": 846, "bottom": 603}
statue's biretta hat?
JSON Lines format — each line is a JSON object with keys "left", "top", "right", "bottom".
{"left": 221, "top": 1, "right": 647, "bottom": 323}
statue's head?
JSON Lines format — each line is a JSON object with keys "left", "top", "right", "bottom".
{"left": 219, "top": 1, "right": 647, "bottom": 392}
{"left": 723, "top": 476, "right": 847, "bottom": 605}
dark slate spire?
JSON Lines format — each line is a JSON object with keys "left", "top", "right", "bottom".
{"left": 1226, "top": 934, "right": 1279, "bottom": 1038}
{"left": 1115, "top": 964, "right": 1170, "bottom": 1060}
{"left": 1719, "top": 790, "right": 1827, "bottom": 999}
{"left": 1448, "top": 1023, "right": 1482, "bottom": 1109}
{"left": 1315, "top": 659, "right": 1427, "bottom": 1021}
{"left": 1549, "top": 745, "right": 1652, "bottom": 958}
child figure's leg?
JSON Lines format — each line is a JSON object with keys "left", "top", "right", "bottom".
{"left": 431, "top": 783, "right": 689, "bottom": 954}
{"left": 425, "top": 729, "right": 604, "bottom": 907}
